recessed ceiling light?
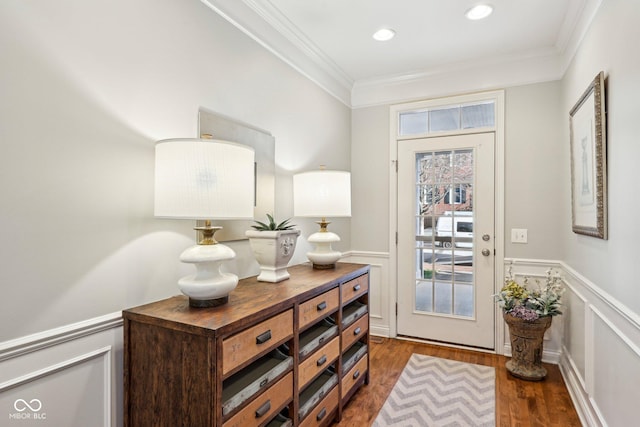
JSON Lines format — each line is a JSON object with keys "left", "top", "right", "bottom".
{"left": 373, "top": 28, "right": 396, "bottom": 41}
{"left": 465, "top": 4, "right": 493, "bottom": 20}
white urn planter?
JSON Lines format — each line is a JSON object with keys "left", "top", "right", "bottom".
{"left": 246, "top": 229, "right": 301, "bottom": 282}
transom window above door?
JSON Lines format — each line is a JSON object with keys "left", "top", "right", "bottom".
{"left": 398, "top": 101, "right": 495, "bottom": 137}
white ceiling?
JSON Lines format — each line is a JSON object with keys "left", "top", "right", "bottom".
{"left": 203, "top": 0, "right": 598, "bottom": 106}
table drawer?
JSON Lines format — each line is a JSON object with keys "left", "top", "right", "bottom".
{"left": 299, "top": 384, "right": 339, "bottom": 427}
{"left": 341, "top": 313, "right": 368, "bottom": 352}
{"left": 341, "top": 274, "right": 368, "bottom": 305}
{"left": 341, "top": 354, "right": 368, "bottom": 400}
{"left": 223, "top": 372, "right": 293, "bottom": 427}
{"left": 298, "top": 337, "right": 340, "bottom": 389}
{"left": 298, "top": 288, "right": 339, "bottom": 330}
{"left": 223, "top": 309, "right": 293, "bottom": 376}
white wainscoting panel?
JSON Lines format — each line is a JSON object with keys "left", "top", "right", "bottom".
{"left": 3, "top": 257, "right": 639, "bottom": 427}
{"left": 563, "top": 278, "right": 588, "bottom": 389}
{"left": 504, "top": 259, "right": 640, "bottom": 427}
{"left": 342, "top": 252, "right": 390, "bottom": 337}
{"left": 0, "top": 313, "right": 123, "bottom": 426}
{"left": 590, "top": 307, "right": 640, "bottom": 426}
{"left": 502, "top": 259, "right": 565, "bottom": 363}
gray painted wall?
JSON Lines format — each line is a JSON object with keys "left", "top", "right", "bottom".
{"left": 351, "top": 80, "right": 566, "bottom": 260}
{"left": 0, "top": 0, "right": 351, "bottom": 342}
{"left": 560, "top": 0, "right": 640, "bottom": 316}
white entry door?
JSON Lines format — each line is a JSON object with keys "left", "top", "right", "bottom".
{"left": 397, "top": 133, "right": 495, "bottom": 349}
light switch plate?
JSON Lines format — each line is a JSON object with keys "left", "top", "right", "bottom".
{"left": 511, "top": 228, "right": 528, "bottom": 244}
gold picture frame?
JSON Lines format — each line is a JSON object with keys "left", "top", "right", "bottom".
{"left": 569, "top": 71, "right": 607, "bottom": 239}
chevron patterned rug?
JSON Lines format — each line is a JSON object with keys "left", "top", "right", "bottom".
{"left": 372, "top": 354, "right": 495, "bottom": 427}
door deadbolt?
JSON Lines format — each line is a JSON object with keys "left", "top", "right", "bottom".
{"left": 482, "top": 234, "right": 490, "bottom": 241}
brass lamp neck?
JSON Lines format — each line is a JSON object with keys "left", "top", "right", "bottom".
{"left": 194, "top": 219, "right": 221, "bottom": 245}
{"left": 316, "top": 218, "right": 331, "bottom": 232}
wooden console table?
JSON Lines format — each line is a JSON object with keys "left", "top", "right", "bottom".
{"left": 123, "top": 262, "right": 370, "bottom": 426}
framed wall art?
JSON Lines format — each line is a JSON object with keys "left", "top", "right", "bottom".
{"left": 569, "top": 71, "right": 607, "bottom": 239}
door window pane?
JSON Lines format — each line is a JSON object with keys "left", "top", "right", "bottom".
{"left": 429, "top": 107, "right": 460, "bottom": 132}
{"left": 461, "top": 102, "right": 495, "bottom": 128}
{"left": 413, "top": 148, "right": 476, "bottom": 319}
{"left": 399, "top": 111, "right": 428, "bottom": 135}
{"left": 398, "top": 100, "right": 494, "bottom": 136}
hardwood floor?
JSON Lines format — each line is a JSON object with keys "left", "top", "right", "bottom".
{"left": 334, "top": 338, "right": 581, "bottom": 426}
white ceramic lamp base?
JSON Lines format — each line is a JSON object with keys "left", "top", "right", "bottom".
{"left": 178, "top": 243, "right": 238, "bottom": 307}
{"left": 307, "top": 230, "right": 341, "bottom": 269}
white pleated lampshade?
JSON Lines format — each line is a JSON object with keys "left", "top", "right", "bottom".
{"left": 293, "top": 170, "right": 351, "bottom": 218}
{"left": 154, "top": 138, "right": 255, "bottom": 220}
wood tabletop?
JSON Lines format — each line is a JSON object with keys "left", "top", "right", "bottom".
{"left": 123, "top": 262, "right": 369, "bottom": 337}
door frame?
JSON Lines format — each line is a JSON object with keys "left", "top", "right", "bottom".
{"left": 388, "top": 90, "right": 506, "bottom": 353}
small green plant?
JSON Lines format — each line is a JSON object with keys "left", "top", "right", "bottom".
{"left": 251, "top": 214, "right": 296, "bottom": 231}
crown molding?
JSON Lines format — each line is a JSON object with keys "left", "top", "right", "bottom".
{"left": 201, "top": 0, "right": 602, "bottom": 109}
{"left": 351, "top": 49, "right": 564, "bottom": 108}
{"left": 558, "top": 0, "right": 604, "bottom": 74}
{"left": 200, "top": 0, "right": 352, "bottom": 106}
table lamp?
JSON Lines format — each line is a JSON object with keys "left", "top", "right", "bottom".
{"left": 155, "top": 138, "right": 254, "bottom": 307}
{"left": 293, "top": 168, "right": 351, "bottom": 269}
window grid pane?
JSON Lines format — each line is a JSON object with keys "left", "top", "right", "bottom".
{"left": 399, "top": 101, "right": 495, "bottom": 137}
{"left": 399, "top": 111, "right": 428, "bottom": 135}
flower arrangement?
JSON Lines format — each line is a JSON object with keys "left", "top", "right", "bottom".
{"left": 495, "top": 267, "right": 565, "bottom": 321}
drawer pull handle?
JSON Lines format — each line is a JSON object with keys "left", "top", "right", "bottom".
{"left": 256, "top": 330, "right": 272, "bottom": 344}
{"left": 317, "top": 355, "right": 327, "bottom": 366}
{"left": 317, "top": 301, "right": 327, "bottom": 311}
{"left": 255, "top": 400, "right": 271, "bottom": 418}
{"left": 353, "top": 284, "right": 361, "bottom": 292}
{"left": 316, "top": 407, "right": 327, "bottom": 421}
{"left": 354, "top": 327, "right": 361, "bottom": 336}
{"left": 353, "top": 369, "right": 360, "bottom": 380}
{"left": 259, "top": 378, "right": 268, "bottom": 388}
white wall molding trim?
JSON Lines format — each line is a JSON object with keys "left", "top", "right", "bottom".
{"left": 0, "top": 312, "right": 122, "bottom": 363}
{"left": 342, "top": 252, "right": 391, "bottom": 338}
{"left": 561, "top": 262, "right": 640, "bottom": 333}
{"left": 343, "top": 250, "right": 389, "bottom": 259}
{"left": 199, "top": 0, "right": 352, "bottom": 106}
{"left": 507, "top": 257, "right": 640, "bottom": 427}
{"left": 0, "top": 346, "right": 111, "bottom": 392}
{"left": 200, "top": 0, "right": 603, "bottom": 110}
{"left": 1, "top": 346, "right": 113, "bottom": 427}
{"left": 559, "top": 348, "right": 600, "bottom": 427}
{"left": 352, "top": 53, "right": 563, "bottom": 108}
{"left": 558, "top": 0, "right": 604, "bottom": 75}
{"left": 0, "top": 312, "right": 122, "bottom": 425}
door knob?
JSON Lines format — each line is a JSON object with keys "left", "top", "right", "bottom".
{"left": 482, "top": 248, "right": 491, "bottom": 256}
